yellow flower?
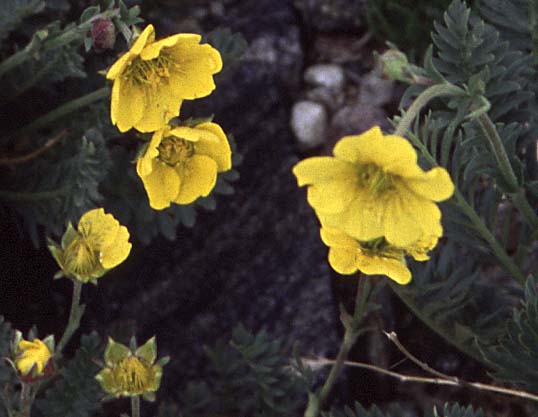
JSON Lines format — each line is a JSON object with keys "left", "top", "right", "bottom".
{"left": 293, "top": 126, "right": 454, "bottom": 247}
{"left": 15, "top": 338, "right": 52, "bottom": 376}
{"left": 136, "top": 122, "right": 232, "bottom": 210}
{"left": 96, "top": 337, "right": 168, "bottom": 400}
{"left": 320, "top": 227, "right": 439, "bottom": 284}
{"left": 107, "top": 24, "right": 222, "bottom": 133}
{"left": 48, "top": 208, "right": 132, "bottom": 283}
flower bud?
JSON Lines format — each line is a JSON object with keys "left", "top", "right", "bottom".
{"left": 91, "top": 19, "right": 116, "bottom": 51}
{"left": 12, "top": 334, "right": 54, "bottom": 382}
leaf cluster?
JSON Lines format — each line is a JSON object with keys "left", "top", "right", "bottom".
{"left": 167, "top": 325, "right": 309, "bottom": 417}
{"left": 323, "top": 402, "right": 489, "bottom": 417}
{"left": 480, "top": 276, "right": 538, "bottom": 392}
{"left": 35, "top": 332, "right": 103, "bottom": 417}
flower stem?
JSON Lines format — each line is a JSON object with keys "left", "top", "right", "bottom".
{"left": 20, "top": 383, "right": 32, "bottom": 417}
{"left": 394, "top": 84, "right": 465, "bottom": 137}
{"left": 131, "top": 395, "right": 140, "bottom": 417}
{"left": 56, "top": 280, "right": 84, "bottom": 355}
{"left": 304, "top": 279, "right": 371, "bottom": 417}
{"left": 0, "top": 9, "right": 119, "bottom": 79}
{"left": 14, "top": 87, "right": 110, "bottom": 137}
{"left": 406, "top": 131, "right": 526, "bottom": 285}
{"left": 476, "top": 114, "right": 538, "bottom": 230}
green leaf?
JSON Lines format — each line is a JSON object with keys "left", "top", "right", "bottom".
{"left": 37, "top": 333, "right": 103, "bottom": 417}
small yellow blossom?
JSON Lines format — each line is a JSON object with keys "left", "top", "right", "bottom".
{"left": 48, "top": 208, "right": 132, "bottom": 283}
{"left": 107, "top": 24, "right": 223, "bottom": 132}
{"left": 96, "top": 337, "right": 167, "bottom": 400}
{"left": 293, "top": 126, "right": 454, "bottom": 247}
{"left": 136, "top": 122, "right": 232, "bottom": 210}
{"left": 320, "top": 227, "right": 440, "bottom": 285}
{"left": 15, "top": 338, "right": 52, "bottom": 376}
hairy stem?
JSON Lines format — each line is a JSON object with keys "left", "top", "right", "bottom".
{"left": 477, "top": 114, "right": 538, "bottom": 230}
{"left": 131, "top": 395, "right": 141, "bottom": 417}
{"left": 14, "top": 87, "right": 110, "bottom": 137}
{"left": 394, "top": 84, "right": 465, "bottom": 137}
{"left": 0, "top": 9, "right": 119, "bottom": 78}
{"left": 304, "top": 280, "right": 371, "bottom": 417}
{"left": 56, "top": 280, "right": 83, "bottom": 355}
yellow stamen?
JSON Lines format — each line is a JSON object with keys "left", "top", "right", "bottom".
{"left": 113, "top": 356, "right": 151, "bottom": 394}
{"left": 123, "top": 54, "right": 173, "bottom": 88}
{"left": 158, "top": 137, "right": 194, "bottom": 166}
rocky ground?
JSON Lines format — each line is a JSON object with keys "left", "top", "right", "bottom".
{"left": 1, "top": 0, "right": 533, "bottom": 416}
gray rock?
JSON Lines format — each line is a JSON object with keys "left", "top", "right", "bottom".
{"left": 329, "top": 101, "right": 389, "bottom": 143}
{"left": 305, "top": 86, "right": 345, "bottom": 112}
{"left": 304, "top": 64, "right": 346, "bottom": 90}
{"left": 358, "top": 71, "right": 395, "bottom": 106}
{"left": 291, "top": 100, "right": 328, "bottom": 149}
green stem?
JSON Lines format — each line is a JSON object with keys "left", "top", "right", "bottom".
{"left": 530, "top": 0, "right": 538, "bottom": 64}
{"left": 389, "top": 283, "right": 488, "bottom": 364}
{"left": 56, "top": 280, "right": 83, "bottom": 355}
{"left": 394, "top": 84, "right": 465, "bottom": 137}
{"left": 304, "top": 280, "right": 370, "bottom": 417}
{"left": 20, "top": 383, "right": 32, "bottom": 417}
{"left": 131, "top": 395, "right": 140, "bottom": 417}
{"left": 477, "top": 114, "right": 519, "bottom": 192}
{"left": 454, "top": 189, "right": 526, "bottom": 285}
{"left": 477, "top": 114, "right": 538, "bottom": 230}
{"left": 407, "top": 132, "right": 526, "bottom": 285}
{"left": 14, "top": 87, "right": 110, "bottom": 136}
{"left": 0, "top": 187, "right": 69, "bottom": 201}
{"left": 0, "top": 9, "right": 119, "bottom": 78}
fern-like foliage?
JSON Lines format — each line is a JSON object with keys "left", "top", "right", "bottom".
{"left": 479, "top": 276, "right": 538, "bottom": 391}
{"left": 426, "top": 404, "right": 488, "bottom": 417}
{"left": 324, "top": 403, "right": 488, "bottom": 417}
{"left": 173, "top": 325, "right": 308, "bottom": 417}
{"left": 0, "top": 316, "right": 12, "bottom": 385}
{"left": 0, "top": 128, "right": 110, "bottom": 244}
{"left": 36, "top": 332, "right": 102, "bottom": 417}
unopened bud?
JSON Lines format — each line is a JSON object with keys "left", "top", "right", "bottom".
{"left": 375, "top": 49, "right": 412, "bottom": 83}
{"left": 91, "top": 19, "right": 116, "bottom": 51}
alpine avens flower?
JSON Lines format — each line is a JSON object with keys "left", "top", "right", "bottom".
{"left": 14, "top": 337, "right": 53, "bottom": 377}
{"left": 96, "top": 337, "right": 168, "bottom": 401}
{"left": 320, "top": 227, "right": 439, "bottom": 284}
{"left": 293, "top": 126, "right": 454, "bottom": 247}
{"left": 48, "top": 208, "right": 132, "bottom": 283}
{"left": 107, "top": 24, "right": 222, "bottom": 132}
{"left": 136, "top": 122, "right": 232, "bottom": 210}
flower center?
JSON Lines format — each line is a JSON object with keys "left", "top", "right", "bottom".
{"left": 357, "top": 164, "right": 395, "bottom": 196}
{"left": 158, "top": 137, "right": 194, "bottom": 166}
{"left": 63, "top": 236, "right": 100, "bottom": 279}
{"left": 124, "top": 53, "right": 173, "bottom": 87}
{"left": 113, "top": 356, "right": 151, "bottom": 394}
{"left": 360, "top": 237, "right": 403, "bottom": 260}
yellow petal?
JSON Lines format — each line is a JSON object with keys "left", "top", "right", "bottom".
{"left": 100, "top": 225, "right": 132, "bottom": 269}
{"left": 320, "top": 227, "right": 359, "bottom": 249}
{"left": 140, "top": 34, "right": 186, "bottom": 60}
{"left": 168, "top": 126, "right": 202, "bottom": 142}
{"left": 106, "top": 52, "right": 133, "bottom": 80}
{"left": 111, "top": 79, "right": 145, "bottom": 132}
{"left": 140, "top": 161, "right": 181, "bottom": 210}
{"left": 328, "top": 246, "right": 359, "bottom": 275}
{"left": 333, "top": 126, "right": 383, "bottom": 163}
{"left": 167, "top": 37, "right": 222, "bottom": 99}
{"left": 319, "top": 191, "right": 385, "bottom": 242}
{"left": 194, "top": 122, "right": 232, "bottom": 172}
{"left": 137, "top": 130, "right": 164, "bottom": 177}
{"left": 383, "top": 190, "right": 442, "bottom": 247}
{"left": 133, "top": 86, "right": 182, "bottom": 133}
{"left": 292, "top": 157, "right": 356, "bottom": 186}
{"left": 306, "top": 176, "right": 358, "bottom": 215}
{"left": 174, "top": 155, "right": 218, "bottom": 204}
{"left": 358, "top": 254, "right": 411, "bottom": 284}
{"left": 404, "top": 167, "right": 455, "bottom": 202}
{"left": 131, "top": 25, "right": 156, "bottom": 55}
{"left": 78, "top": 208, "right": 121, "bottom": 250}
